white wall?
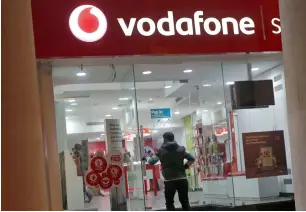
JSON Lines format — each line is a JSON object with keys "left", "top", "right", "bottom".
{"left": 172, "top": 127, "right": 186, "bottom": 147}
{"left": 234, "top": 65, "right": 293, "bottom": 193}
{"left": 64, "top": 150, "right": 85, "bottom": 210}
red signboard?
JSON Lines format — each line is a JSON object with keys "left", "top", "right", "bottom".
{"left": 31, "top": 0, "right": 281, "bottom": 58}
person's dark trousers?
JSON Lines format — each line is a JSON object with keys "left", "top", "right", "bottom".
{"left": 164, "top": 179, "right": 190, "bottom": 211}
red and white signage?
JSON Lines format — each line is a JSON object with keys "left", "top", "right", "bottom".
{"left": 31, "top": 0, "right": 281, "bottom": 58}
{"left": 86, "top": 150, "right": 124, "bottom": 189}
{"left": 86, "top": 171, "right": 101, "bottom": 186}
{"left": 90, "top": 156, "right": 107, "bottom": 173}
{"left": 107, "top": 165, "right": 123, "bottom": 180}
{"left": 100, "top": 175, "right": 113, "bottom": 189}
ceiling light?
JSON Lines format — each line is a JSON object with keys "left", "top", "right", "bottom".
{"left": 164, "top": 85, "right": 172, "bottom": 89}
{"left": 119, "top": 97, "right": 129, "bottom": 101}
{"left": 68, "top": 99, "right": 76, "bottom": 103}
{"left": 217, "top": 102, "right": 222, "bottom": 105}
{"left": 174, "top": 111, "right": 180, "bottom": 115}
{"left": 149, "top": 98, "right": 153, "bottom": 101}
{"left": 71, "top": 103, "right": 77, "bottom": 106}
{"left": 152, "top": 130, "right": 158, "bottom": 133}
{"left": 65, "top": 109, "right": 74, "bottom": 112}
{"left": 105, "top": 114, "right": 112, "bottom": 117}
{"left": 203, "top": 110, "right": 209, "bottom": 112}
{"left": 203, "top": 84, "right": 211, "bottom": 87}
{"left": 96, "top": 137, "right": 100, "bottom": 140}
{"left": 183, "top": 69, "right": 192, "bottom": 73}
{"left": 101, "top": 133, "right": 105, "bottom": 136}
{"left": 251, "top": 68, "right": 259, "bottom": 71}
{"left": 142, "top": 70, "right": 152, "bottom": 75}
{"left": 226, "top": 81, "right": 234, "bottom": 85}
{"left": 76, "top": 72, "right": 86, "bottom": 77}
{"left": 112, "top": 107, "right": 118, "bottom": 110}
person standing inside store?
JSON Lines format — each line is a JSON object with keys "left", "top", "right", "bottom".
{"left": 146, "top": 132, "right": 195, "bottom": 211}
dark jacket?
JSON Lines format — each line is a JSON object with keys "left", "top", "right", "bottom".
{"left": 152, "top": 141, "right": 195, "bottom": 181}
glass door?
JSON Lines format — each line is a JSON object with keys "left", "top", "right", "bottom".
{"left": 52, "top": 64, "right": 146, "bottom": 211}
{"left": 132, "top": 60, "right": 236, "bottom": 210}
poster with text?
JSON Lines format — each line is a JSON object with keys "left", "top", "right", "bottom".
{"left": 242, "top": 130, "right": 288, "bottom": 179}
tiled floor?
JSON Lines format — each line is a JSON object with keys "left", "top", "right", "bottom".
{"left": 84, "top": 191, "right": 292, "bottom": 211}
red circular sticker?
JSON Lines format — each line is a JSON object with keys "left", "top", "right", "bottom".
{"left": 113, "top": 179, "right": 120, "bottom": 185}
{"left": 86, "top": 171, "right": 101, "bottom": 186}
{"left": 107, "top": 165, "right": 123, "bottom": 180}
{"left": 100, "top": 176, "right": 113, "bottom": 189}
{"left": 91, "top": 156, "right": 107, "bottom": 173}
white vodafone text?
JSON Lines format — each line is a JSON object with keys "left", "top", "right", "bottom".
{"left": 117, "top": 11, "right": 256, "bottom": 36}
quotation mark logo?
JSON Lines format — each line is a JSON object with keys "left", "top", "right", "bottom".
{"left": 69, "top": 5, "right": 107, "bottom": 42}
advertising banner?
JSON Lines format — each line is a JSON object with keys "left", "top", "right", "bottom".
{"left": 242, "top": 130, "right": 288, "bottom": 179}
{"left": 105, "top": 119, "right": 123, "bottom": 152}
{"left": 104, "top": 119, "right": 127, "bottom": 210}
{"left": 150, "top": 108, "right": 172, "bottom": 119}
{"left": 31, "top": 0, "right": 281, "bottom": 58}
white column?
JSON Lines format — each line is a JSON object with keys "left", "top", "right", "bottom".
{"left": 55, "top": 101, "right": 68, "bottom": 153}
{"left": 55, "top": 101, "right": 85, "bottom": 210}
{"left": 279, "top": 1, "right": 306, "bottom": 210}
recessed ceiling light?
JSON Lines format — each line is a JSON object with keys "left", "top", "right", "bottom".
{"left": 65, "top": 109, "right": 74, "bottom": 112}
{"left": 217, "top": 102, "right": 222, "bottom": 105}
{"left": 142, "top": 70, "right": 152, "bottom": 75}
{"left": 101, "top": 133, "right": 105, "bottom": 136}
{"left": 203, "top": 84, "right": 211, "bottom": 87}
{"left": 105, "top": 114, "right": 112, "bottom": 117}
{"left": 183, "top": 69, "right": 192, "bottom": 73}
{"left": 203, "top": 109, "right": 209, "bottom": 112}
{"left": 152, "top": 130, "right": 158, "bottom": 133}
{"left": 149, "top": 98, "right": 153, "bottom": 101}
{"left": 112, "top": 107, "right": 118, "bottom": 110}
{"left": 119, "top": 97, "right": 129, "bottom": 101}
{"left": 226, "top": 81, "right": 234, "bottom": 85}
{"left": 68, "top": 99, "right": 76, "bottom": 103}
{"left": 251, "top": 68, "right": 259, "bottom": 71}
{"left": 174, "top": 111, "right": 180, "bottom": 115}
{"left": 164, "top": 85, "right": 173, "bottom": 89}
{"left": 96, "top": 137, "right": 100, "bottom": 140}
{"left": 71, "top": 103, "right": 77, "bottom": 106}
{"left": 76, "top": 72, "right": 86, "bottom": 77}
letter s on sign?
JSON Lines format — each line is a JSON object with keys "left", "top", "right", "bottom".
{"left": 271, "top": 18, "right": 281, "bottom": 34}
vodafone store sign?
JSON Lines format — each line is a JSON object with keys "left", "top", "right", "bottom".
{"left": 32, "top": 0, "right": 281, "bottom": 58}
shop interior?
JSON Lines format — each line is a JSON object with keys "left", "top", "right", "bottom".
{"left": 51, "top": 53, "right": 293, "bottom": 211}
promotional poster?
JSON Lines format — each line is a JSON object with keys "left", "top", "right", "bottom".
{"left": 242, "top": 130, "right": 288, "bottom": 179}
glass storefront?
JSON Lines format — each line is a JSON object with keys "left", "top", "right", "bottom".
{"left": 52, "top": 53, "right": 293, "bottom": 210}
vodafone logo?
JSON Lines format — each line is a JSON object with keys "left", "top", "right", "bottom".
{"left": 69, "top": 6, "right": 281, "bottom": 42}
{"left": 69, "top": 5, "right": 107, "bottom": 42}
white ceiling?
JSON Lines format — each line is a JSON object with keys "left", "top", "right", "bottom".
{"left": 52, "top": 54, "right": 282, "bottom": 141}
